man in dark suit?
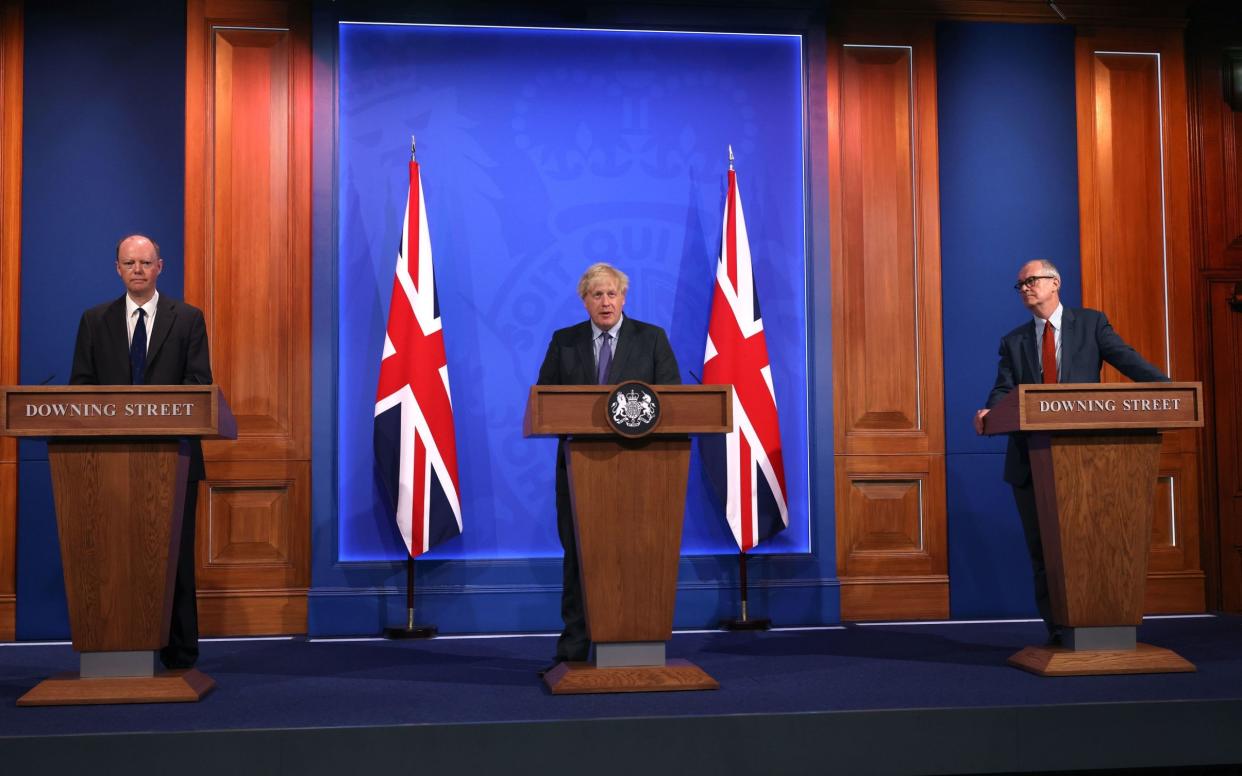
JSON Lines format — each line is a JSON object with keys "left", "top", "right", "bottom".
{"left": 70, "top": 233, "right": 213, "bottom": 670}
{"left": 974, "top": 258, "right": 1167, "bottom": 644}
{"left": 536, "top": 262, "right": 680, "bottom": 670}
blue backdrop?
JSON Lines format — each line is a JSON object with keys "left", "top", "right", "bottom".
{"left": 335, "top": 23, "right": 811, "bottom": 562}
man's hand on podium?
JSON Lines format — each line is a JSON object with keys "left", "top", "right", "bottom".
{"left": 973, "top": 408, "right": 989, "bottom": 435}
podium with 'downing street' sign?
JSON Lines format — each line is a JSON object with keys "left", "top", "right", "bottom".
{"left": 0, "top": 385, "right": 235, "bottom": 705}
{"left": 984, "top": 382, "right": 1202, "bottom": 676}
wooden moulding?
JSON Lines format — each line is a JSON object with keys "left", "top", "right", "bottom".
{"left": 839, "top": 577, "right": 950, "bottom": 620}
{"left": 1008, "top": 644, "right": 1196, "bottom": 677}
{"left": 17, "top": 669, "right": 215, "bottom": 706}
{"left": 544, "top": 660, "right": 719, "bottom": 695}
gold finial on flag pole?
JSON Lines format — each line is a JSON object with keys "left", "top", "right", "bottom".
{"left": 728, "top": 144, "right": 734, "bottom": 171}
{"left": 410, "top": 134, "right": 417, "bottom": 161}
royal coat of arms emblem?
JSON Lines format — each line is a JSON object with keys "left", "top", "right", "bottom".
{"left": 606, "top": 382, "right": 661, "bottom": 437}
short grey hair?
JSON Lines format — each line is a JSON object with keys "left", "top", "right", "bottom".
{"left": 1031, "top": 258, "right": 1060, "bottom": 281}
{"left": 577, "top": 262, "right": 629, "bottom": 298}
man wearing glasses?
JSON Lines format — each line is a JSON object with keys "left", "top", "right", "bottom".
{"left": 973, "top": 258, "right": 1167, "bottom": 645}
{"left": 69, "top": 233, "right": 213, "bottom": 670}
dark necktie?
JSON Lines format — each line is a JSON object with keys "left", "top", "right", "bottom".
{"left": 597, "top": 332, "right": 613, "bottom": 385}
{"left": 1041, "top": 319, "right": 1057, "bottom": 384}
{"left": 130, "top": 308, "right": 148, "bottom": 385}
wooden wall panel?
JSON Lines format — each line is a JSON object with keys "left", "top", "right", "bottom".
{"left": 1075, "top": 26, "right": 1205, "bottom": 612}
{"left": 1207, "top": 281, "right": 1242, "bottom": 610}
{"left": 830, "top": 21, "right": 947, "bottom": 620}
{"left": 0, "top": 0, "right": 22, "bottom": 642}
{"left": 1197, "top": 44, "right": 1242, "bottom": 268}
{"left": 186, "top": 0, "right": 311, "bottom": 635}
{"left": 1190, "top": 13, "right": 1242, "bottom": 613}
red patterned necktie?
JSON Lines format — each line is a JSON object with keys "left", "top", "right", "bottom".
{"left": 1041, "top": 319, "right": 1057, "bottom": 384}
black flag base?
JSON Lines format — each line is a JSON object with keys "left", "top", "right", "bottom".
{"left": 720, "top": 609, "right": 771, "bottom": 632}
{"left": 383, "top": 620, "right": 438, "bottom": 640}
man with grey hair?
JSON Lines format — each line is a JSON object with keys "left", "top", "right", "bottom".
{"left": 536, "top": 262, "right": 680, "bottom": 673}
{"left": 974, "top": 258, "right": 1167, "bottom": 645}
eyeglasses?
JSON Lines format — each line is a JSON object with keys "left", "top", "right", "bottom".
{"left": 1013, "top": 275, "right": 1055, "bottom": 291}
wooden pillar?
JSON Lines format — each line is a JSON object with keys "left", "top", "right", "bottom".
{"left": 1074, "top": 24, "right": 1206, "bottom": 612}
{"left": 0, "top": 0, "right": 22, "bottom": 642}
{"left": 1187, "top": 6, "right": 1242, "bottom": 612}
{"left": 828, "top": 18, "right": 948, "bottom": 620}
{"left": 185, "top": 0, "right": 312, "bottom": 635}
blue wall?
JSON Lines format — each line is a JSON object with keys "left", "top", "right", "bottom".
{"left": 935, "top": 22, "right": 1082, "bottom": 618}
{"left": 17, "top": 0, "right": 186, "bottom": 638}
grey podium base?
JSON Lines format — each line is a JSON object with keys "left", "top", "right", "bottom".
{"left": 81, "top": 650, "right": 160, "bottom": 678}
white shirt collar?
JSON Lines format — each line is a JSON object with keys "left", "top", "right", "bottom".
{"left": 1033, "top": 303, "right": 1063, "bottom": 329}
{"left": 126, "top": 290, "right": 159, "bottom": 320}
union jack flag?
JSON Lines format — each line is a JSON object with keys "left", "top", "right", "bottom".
{"left": 702, "top": 164, "right": 789, "bottom": 551}
{"left": 374, "top": 159, "right": 462, "bottom": 557}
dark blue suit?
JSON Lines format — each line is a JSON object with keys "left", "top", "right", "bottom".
{"left": 984, "top": 306, "right": 1167, "bottom": 633}
{"left": 537, "top": 316, "right": 680, "bottom": 662}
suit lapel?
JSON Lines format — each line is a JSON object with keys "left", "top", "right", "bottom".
{"left": 573, "top": 322, "right": 596, "bottom": 385}
{"left": 605, "top": 317, "right": 635, "bottom": 384}
{"left": 1059, "top": 307, "right": 1078, "bottom": 381}
{"left": 1020, "top": 320, "right": 1040, "bottom": 384}
{"left": 104, "top": 296, "right": 131, "bottom": 381}
{"left": 145, "top": 296, "right": 176, "bottom": 374}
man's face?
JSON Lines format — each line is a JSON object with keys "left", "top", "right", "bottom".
{"left": 583, "top": 277, "right": 626, "bottom": 329}
{"left": 116, "top": 237, "right": 163, "bottom": 300}
{"left": 1016, "top": 260, "right": 1059, "bottom": 313}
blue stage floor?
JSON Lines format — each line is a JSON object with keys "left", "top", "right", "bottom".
{"left": 2, "top": 615, "right": 1241, "bottom": 775}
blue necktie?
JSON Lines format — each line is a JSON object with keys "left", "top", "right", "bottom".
{"left": 130, "top": 308, "right": 148, "bottom": 385}
{"left": 597, "top": 332, "right": 612, "bottom": 385}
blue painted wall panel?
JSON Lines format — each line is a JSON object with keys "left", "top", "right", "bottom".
{"left": 16, "top": 1, "right": 186, "bottom": 638}
{"left": 935, "top": 22, "right": 1080, "bottom": 618}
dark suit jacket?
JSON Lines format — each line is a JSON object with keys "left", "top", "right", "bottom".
{"left": 537, "top": 316, "right": 680, "bottom": 387}
{"left": 984, "top": 306, "right": 1168, "bottom": 485}
{"left": 70, "top": 293, "right": 214, "bottom": 479}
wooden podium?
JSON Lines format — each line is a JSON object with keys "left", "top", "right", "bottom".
{"left": 0, "top": 385, "right": 236, "bottom": 705}
{"left": 984, "top": 382, "right": 1203, "bottom": 676}
{"left": 524, "top": 383, "right": 731, "bottom": 694}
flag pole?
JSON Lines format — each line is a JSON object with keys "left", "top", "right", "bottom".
{"left": 721, "top": 550, "right": 771, "bottom": 631}
{"left": 384, "top": 555, "right": 438, "bottom": 639}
